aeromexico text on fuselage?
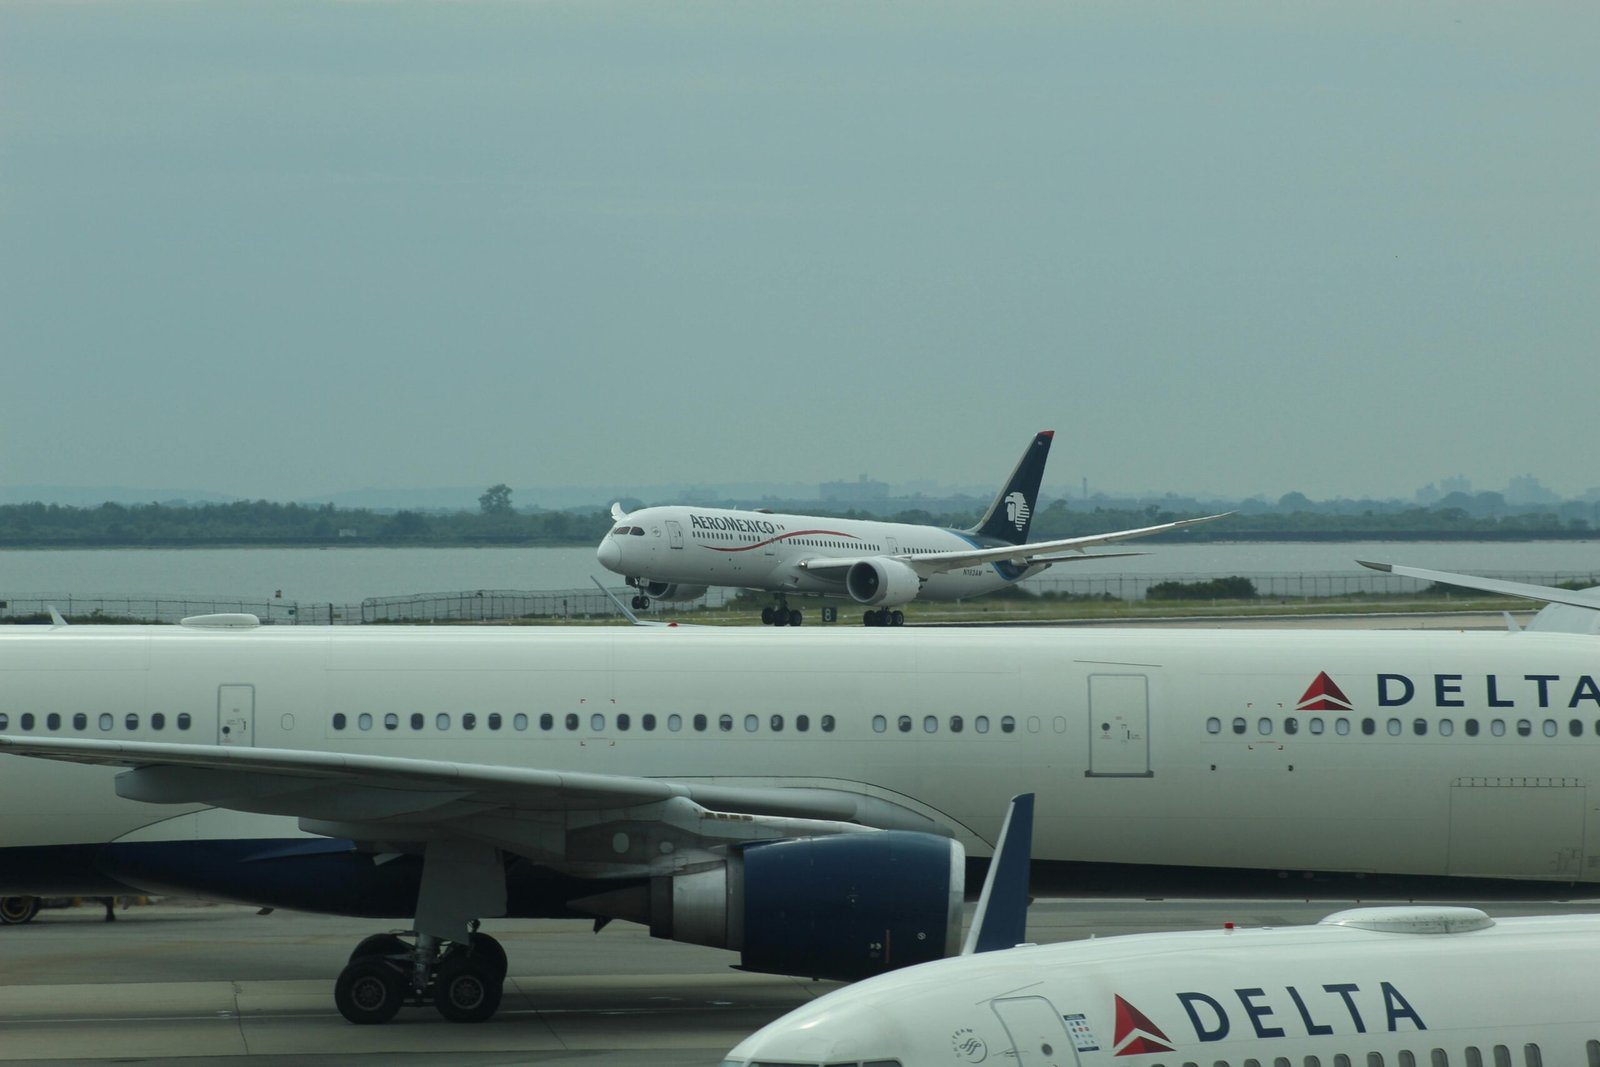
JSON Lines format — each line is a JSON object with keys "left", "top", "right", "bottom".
{"left": 1321, "top": 672, "right": 1600, "bottom": 710}
{"left": 689, "top": 514, "right": 781, "bottom": 536}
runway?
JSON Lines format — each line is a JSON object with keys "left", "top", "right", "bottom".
{"left": 4, "top": 895, "right": 1598, "bottom": 1065}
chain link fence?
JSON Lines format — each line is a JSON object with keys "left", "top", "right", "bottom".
{"left": 3, "top": 571, "right": 1596, "bottom": 625}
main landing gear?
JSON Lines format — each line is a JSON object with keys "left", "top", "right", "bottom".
{"left": 630, "top": 594, "right": 651, "bottom": 610}
{"left": 761, "top": 596, "right": 802, "bottom": 626}
{"left": 862, "top": 609, "right": 904, "bottom": 626}
{"left": 334, "top": 923, "right": 508, "bottom": 1024}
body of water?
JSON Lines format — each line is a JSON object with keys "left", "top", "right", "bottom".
{"left": 1, "top": 542, "right": 1597, "bottom": 606}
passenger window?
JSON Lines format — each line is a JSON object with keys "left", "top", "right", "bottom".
{"left": 1464, "top": 1048, "right": 1483, "bottom": 1067}
{"left": 437, "top": 713, "right": 450, "bottom": 730}
{"left": 668, "top": 713, "right": 682, "bottom": 732}
{"left": 1439, "top": 719, "right": 1453, "bottom": 736}
{"left": 744, "top": 714, "right": 758, "bottom": 732}
{"left": 125, "top": 714, "right": 138, "bottom": 730}
{"left": 537, "top": 713, "right": 551, "bottom": 730}
{"left": 1571, "top": 719, "right": 1584, "bottom": 737}
{"left": 1516, "top": 720, "right": 1532, "bottom": 737}
{"left": 1430, "top": 1049, "right": 1449, "bottom": 1067}
{"left": 1492, "top": 1047, "right": 1510, "bottom": 1067}
{"left": 616, "top": 713, "right": 629, "bottom": 731}
{"left": 1231, "top": 717, "right": 1246, "bottom": 735}
{"left": 1369, "top": 1054, "right": 1385, "bottom": 1067}
{"left": 795, "top": 714, "right": 809, "bottom": 732}
{"left": 924, "top": 715, "right": 938, "bottom": 733}
{"left": 1466, "top": 718, "right": 1480, "bottom": 736}
{"left": 1310, "top": 717, "right": 1325, "bottom": 735}
{"left": 47, "top": 712, "right": 61, "bottom": 730}
{"left": 488, "top": 713, "right": 502, "bottom": 730}
{"left": 1284, "top": 717, "right": 1298, "bottom": 735}
{"left": 566, "top": 713, "right": 580, "bottom": 731}
{"left": 768, "top": 714, "right": 782, "bottom": 732}
{"left": 821, "top": 714, "right": 835, "bottom": 732}
{"left": 179, "top": 713, "right": 193, "bottom": 730}
{"left": 592, "top": 713, "right": 606, "bottom": 731}
{"left": 898, "top": 715, "right": 912, "bottom": 733}
{"left": 332, "top": 713, "right": 347, "bottom": 730}
{"left": 1206, "top": 717, "right": 1221, "bottom": 734}
{"left": 1413, "top": 718, "right": 1427, "bottom": 736}
{"left": 1399, "top": 1053, "right": 1415, "bottom": 1067}
{"left": 358, "top": 712, "right": 373, "bottom": 731}
{"left": 411, "top": 713, "right": 424, "bottom": 730}
{"left": 0, "top": 713, "right": 7, "bottom": 730}
{"left": 1522, "top": 1042, "right": 1541, "bottom": 1066}
{"left": 1386, "top": 718, "right": 1401, "bottom": 736}
{"left": 1335, "top": 718, "right": 1350, "bottom": 735}
{"left": 1542, "top": 720, "right": 1556, "bottom": 738}
{"left": 1361, "top": 718, "right": 1375, "bottom": 735}
{"left": 1000, "top": 715, "right": 1016, "bottom": 734}
{"left": 693, "top": 714, "right": 707, "bottom": 731}
{"left": 1258, "top": 717, "right": 1273, "bottom": 735}
{"left": 99, "top": 713, "right": 112, "bottom": 731}
{"left": 1336, "top": 1057, "right": 1353, "bottom": 1067}
{"left": 463, "top": 713, "right": 477, "bottom": 731}
{"left": 641, "top": 713, "right": 655, "bottom": 731}
{"left": 872, "top": 715, "right": 887, "bottom": 733}
{"left": 975, "top": 715, "right": 990, "bottom": 734}
{"left": 73, "top": 713, "right": 86, "bottom": 730}
{"left": 19, "top": 713, "right": 33, "bottom": 730}
{"left": 513, "top": 713, "right": 528, "bottom": 731}
{"left": 950, "top": 715, "right": 964, "bottom": 733}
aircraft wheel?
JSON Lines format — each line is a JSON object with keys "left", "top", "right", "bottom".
{"left": 443, "top": 932, "right": 508, "bottom": 981}
{"left": 630, "top": 595, "right": 642, "bottom": 609}
{"left": 0, "top": 897, "right": 41, "bottom": 925}
{"left": 347, "top": 933, "right": 409, "bottom": 964}
{"left": 891, "top": 610, "right": 904, "bottom": 626}
{"left": 335, "top": 958, "right": 406, "bottom": 1025}
{"left": 638, "top": 596, "right": 650, "bottom": 609}
{"left": 788, "top": 609, "right": 802, "bottom": 626}
{"left": 863, "top": 610, "right": 877, "bottom": 626}
{"left": 761, "top": 606, "right": 774, "bottom": 624}
{"left": 433, "top": 953, "right": 503, "bottom": 1023}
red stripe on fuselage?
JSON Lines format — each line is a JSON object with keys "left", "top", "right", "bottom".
{"left": 701, "top": 529, "right": 862, "bottom": 553}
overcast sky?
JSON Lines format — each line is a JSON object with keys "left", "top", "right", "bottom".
{"left": 2, "top": 2, "right": 1595, "bottom": 504}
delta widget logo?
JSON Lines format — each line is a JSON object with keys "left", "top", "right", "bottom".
{"left": 1004, "top": 492, "right": 1031, "bottom": 531}
{"left": 1113, "top": 995, "right": 1174, "bottom": 1056}
{"left": 1297, "top": 671, "right": 1352, "bottom": 712}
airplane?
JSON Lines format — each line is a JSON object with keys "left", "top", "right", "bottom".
{"left": 596, "top": 430, "right": 1228, "bottom": 625}
{"left": 3, "top": 564, "right": 1600, "bottom": 1025}
{"left": 729, "top": 888, "right": 1600, "bottom": 1064}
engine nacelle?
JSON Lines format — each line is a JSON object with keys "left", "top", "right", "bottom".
{"left": 639, "top": 580, "right": 708, "bottom": 603}
{"left": 844, "top": 558, "right": 922, "bottom": 606}
{"left": 592, "top": 832, "right": 964, "bottom": 981}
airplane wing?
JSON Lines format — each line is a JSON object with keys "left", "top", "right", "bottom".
{"left": 1358, "top": 561, "right": 1600, "bottom": 610}
{"left": 0, "top": 735, "right": 946, "bottom": 877}
{"left": 799, "top": 511, "right": 1229, "bottom": 579}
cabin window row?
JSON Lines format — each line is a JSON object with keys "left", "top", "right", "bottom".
{"left": 1205, "top": 715, "right": 1595, "bottom": 740}
{"left": 330, "top": 711, "right": 839, "bottom": 734}
{"left": 1148, "top": 1037, "right": 1550, "bottom": 1065}
{"left": 0, "top": 711, "right": 193, "bottom": 733}
{"left": 871, "top": 714, "right": 1020, "bottom": 735}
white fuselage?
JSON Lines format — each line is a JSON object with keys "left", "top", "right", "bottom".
{"left": 596, "top": 504, "right": 1041, "bottom": 599}
{"left": 724, "top": 909, "right": 1600, "bottom": 1066}
{"left": 5, "top": 623, "right": 1600, "bottom": 893}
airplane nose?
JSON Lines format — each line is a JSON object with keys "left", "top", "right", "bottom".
{"left": 596, "top": 537, "right": 622, "bottom": 572}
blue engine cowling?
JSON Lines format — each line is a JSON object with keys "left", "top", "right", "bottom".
{"left": 649, "top": 831, "right": 964, "bottom": 981}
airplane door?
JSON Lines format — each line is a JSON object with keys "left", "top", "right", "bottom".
{"left": 218, "top": 685, "right": 254, "bottom": 746}
{"left": 1087, "top": 674, "right": 1152, "bottom": 777}
{"left": 991, "top": 996, "right": 1083, "bottom": 1067}
{"left": 666, "top": 520, "right": 684, "bottom": 550}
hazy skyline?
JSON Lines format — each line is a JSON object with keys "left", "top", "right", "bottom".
{"left": 4, "top": 3, "right": 1596, "bottom": 503}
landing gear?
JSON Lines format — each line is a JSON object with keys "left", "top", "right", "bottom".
{"left": 333, "top": 928, "right": 508, "bottom": 1025}
{"left": 0, "top": 897, "right": 41, "bottom": 925}
{"left": 761, "top": 598, "right": 802, "bottom": 627}
{"left": 630, "top": 594, "right": 651, "bottom": 610}
{"left": 862, "top": 609, "right": 904, "bottom": 627}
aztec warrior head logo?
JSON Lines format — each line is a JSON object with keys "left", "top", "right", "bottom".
{"left": 1004, "top": 491, "right": 1031, "bottom": 530}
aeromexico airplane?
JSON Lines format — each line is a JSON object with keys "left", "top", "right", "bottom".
{"left": 596, "top": 430, "right": 1227, "bottom": 625}
{"left": 730, "top": 795, "right": 1600, "bottom": 1065}
{"left": 2, "top": 564, "right": 1600, "bottom": 1026}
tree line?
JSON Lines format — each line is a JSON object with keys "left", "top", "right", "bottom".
{"left": 0, "top": 494, "right": 1593, "bottom": 548}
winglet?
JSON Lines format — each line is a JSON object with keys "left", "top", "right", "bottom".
{"left": 961, "top": 792, "right": 1034, "bottom": 955}
{"left": 48, "top": 606, "right": 69, "bottom": 629}
{"left": 1358, "top": 560, "right": 1600, "bottom": 611}
{"left": 591, "top": 576, "right": 646, "bottom": 625}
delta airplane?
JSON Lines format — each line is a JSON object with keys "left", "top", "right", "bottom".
{"left": 728, "top": 903, "right": 1600, "bottom": 1065}
{"left": 3, "top": 566, "right": 1600, "bottom": 1026}
{"left": 596, "top": 430, "right": 1228, "bottom": 625}
{"left": 730, "top": 795, "right": 1600, "bottom": 1065}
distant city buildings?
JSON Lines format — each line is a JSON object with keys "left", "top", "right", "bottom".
{"left": 820, "top": 475, "right": 890, "bottom": 505}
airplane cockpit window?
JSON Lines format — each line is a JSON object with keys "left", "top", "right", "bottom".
{"left": 630, "top": 527, "right": 644, "bottom": 535}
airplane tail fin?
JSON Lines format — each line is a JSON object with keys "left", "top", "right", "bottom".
{"left": 964, "top": 431, "right": 1054, "bottom": 545}
{"left": 961, "top": 793, "right": 1034, "bottom": 955}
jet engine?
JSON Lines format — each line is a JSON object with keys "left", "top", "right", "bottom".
{"left": 577, "top": 831, "right": 964, "bottom": 981}
{"left": 638, "top": 581, "right": 709, "bottom": 603}
{"left": 844, "top": 559, "right": 922, "bottom": 606}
